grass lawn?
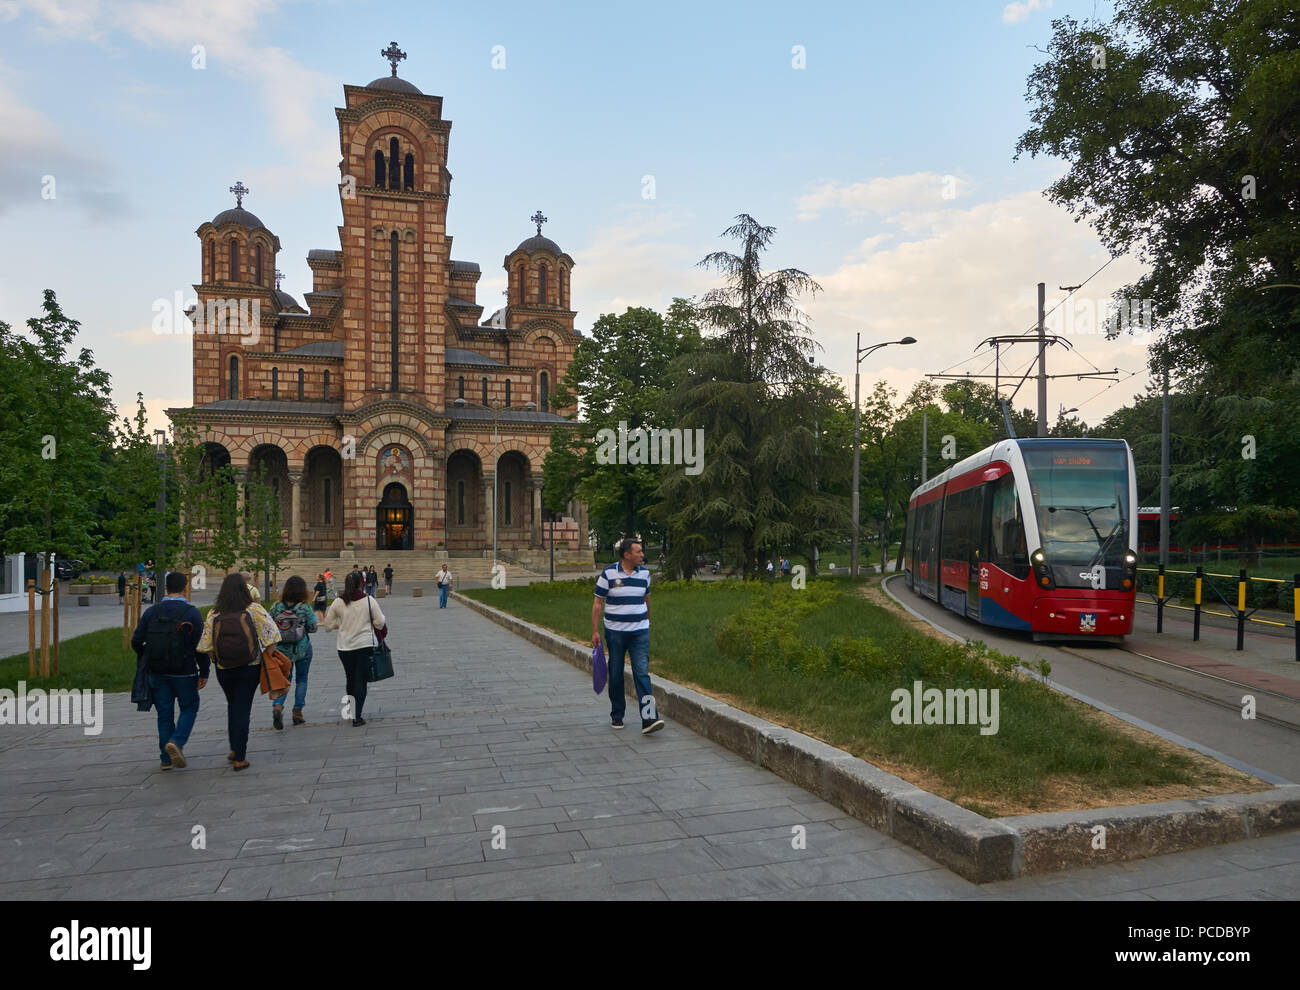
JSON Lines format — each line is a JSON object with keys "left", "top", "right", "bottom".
{"left": 465, "top": 576, "right": 1259, "bottom": 815}
{"left": 1, "top": 604, "right": 222, "bottom": 694}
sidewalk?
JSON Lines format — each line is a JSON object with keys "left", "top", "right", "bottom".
{"left": 1, "top": 588, "right": 1298, "bottom": 899}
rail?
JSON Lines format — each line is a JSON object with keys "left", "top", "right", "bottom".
{"left": 1135, "top": 564, "right": 1299, "bottom": 659}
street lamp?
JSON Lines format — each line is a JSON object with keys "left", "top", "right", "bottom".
{"left": 154, "top": 429, "right": 167, "bottom": 596}
{"left": 453, "top": 397, "right": 536, "bottom": 569}
{"left": 851, "top": 335, "right": 916, "bottom": 577}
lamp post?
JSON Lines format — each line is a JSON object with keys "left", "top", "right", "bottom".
{"left": 454, "top": 398, "right": 536, "bottom": 569}
{"left": 851, "top": 335, "right": 916, "bottom": 577}
{"left": 154, "top": 429, "right": 167, "bottom": 593}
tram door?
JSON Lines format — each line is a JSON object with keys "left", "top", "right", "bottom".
{"left": 967, "top": 485, "right": 986, "bottom": 619}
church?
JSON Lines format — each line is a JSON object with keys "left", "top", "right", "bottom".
{"left": 170, "top": 45, "right": 589, "bottom": 570}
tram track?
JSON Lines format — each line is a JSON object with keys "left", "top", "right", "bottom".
{"left": 881, "top": 573, "right": 1300, "bottom": 735}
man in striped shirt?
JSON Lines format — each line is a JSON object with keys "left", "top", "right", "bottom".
{"left": 592, "top": 538, "right": 664, "bottom": 734}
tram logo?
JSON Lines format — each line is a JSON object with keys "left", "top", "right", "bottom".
{"left": 1078, "top": 564, "right": 1105, "bottom": 589}
{"left": 1079, "top": 613, "right": 1097, "bottom": 633}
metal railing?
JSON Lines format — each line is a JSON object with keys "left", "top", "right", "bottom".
{"left": 1137, "top": 564, "right": 1299, "bottom": 658}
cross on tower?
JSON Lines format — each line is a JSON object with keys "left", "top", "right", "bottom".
{"left": 381, "top": 42, "right": 406, "bottom": 77}
{"left": 275, "top": 269, "right": 285, "bottom": 290}
{"left": 530, "top": 210, "right": 548, "bottom": 236}
{"left": 229, "top": 181, "right": 249, "bottom": 208}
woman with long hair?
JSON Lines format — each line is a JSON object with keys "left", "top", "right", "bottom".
{"left": 269, "top": 575, "right": 318, "bottom": 728}
{"left": 196, "top": 572, "right": 281, "bottom": 770}
{"left": 323, "top": 570, "right": 386, "bottom": 726}
{"left": 313, "top": 573, "right": 328, "bottom": 615}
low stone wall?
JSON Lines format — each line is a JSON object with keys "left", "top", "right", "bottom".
{"left": 453, "top": 590, "right": 1300, "bottom": 883}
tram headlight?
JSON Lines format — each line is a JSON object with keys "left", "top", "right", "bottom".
{"left": 1124, "top": 553, "right": 1136, "bottom": 565}
{"left": 1031, "top": 548, "right": 1053, "bottom": 589}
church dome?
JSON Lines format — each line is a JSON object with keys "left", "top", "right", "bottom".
{"left": 211, "top": 206, "right": 268, "bottom": 232}
{"left": 365, "top": 75, "right": 422, "bottom": 95}
{"left": 274, "top": 289, "right": 304, "bottom": 312}
{"left": 514, "top": 234, "right": 563, "bottom": 256}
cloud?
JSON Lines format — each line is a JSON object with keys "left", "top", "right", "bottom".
{"left": 570, "top": 204, "right": 715, "bottom": 319}
{"left": 804, "top": 185, "right": 1155, "bottom": 422}
{"left": 6, "top": 0, "right": 339, "bottom": 194}
{"left": 0, "top": 59, "right": 127, "bottom": 220}
{"left": 796, "top": 172, "right": 970, "bottom": 221}
{"left": 1003, "top": 0, "right": 1052, "bottom": 24}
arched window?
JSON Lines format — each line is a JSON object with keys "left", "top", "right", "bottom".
{"left": 540, "top": 371, "right": 549, "bottom": 412}
{"left": 255, "top": 244, "right": 263, "bottom": 286}
{"left": 374, "top": 149, "right": 386, "bottom": 188}
{"left": 229, "top": 239, "right": 238, "bottom": 281}
{"left": 323, "top": 478, "right": 332, "bottom": 524}
{"left": 504, "top": 481, "right": 512, "bottom": 525}
{"left": 207, "top": 238, "right": 215, "bottom": 283}
{"left": 481, "top": 377, "right": 489, "bottom": 406}
{"left": 538, "top": 265, "right": 547, "bottom": 304}
{"left": 297, "top": 368, "right": 304, "bottom": 400}
{"left": 457, "top": 480, "right": 465, "bottom": 525}
{"left": 228, "top": 355, "right": 239, "bottom": 400}
{"left": 517, "top": 264, "right": 526, "bottom": 304}
{"left": 558, "top": 267, "right": 565, "bottom": 308}
{"left": 403, "top": 153, "right": 414, "bottom": 190}
{"left": 271, "top": 367, "right": 278, "bottom": 400}
{"left": 457, "top": 375, "right": 464, "bottom": 400}
{"left": 388, "top": 137, "right": 400, "bottom": 189}
{"left": 323, "top": 369, "right": 330, "bottom": 400}
{"left": 505, "top": 379, "right": 511, "bottom": 407}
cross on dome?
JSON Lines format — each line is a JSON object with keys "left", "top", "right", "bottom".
{"left": 381, "top": 42, "right": 407, "bottom": 77}
{"left": 275, "top": 269, "right": 285, "bottom": 290}
{"left": 530, "top": 210, "right": 547, "bottom": 236}
{"left": 229, "top": 181, "right": 249, "bottom": 208}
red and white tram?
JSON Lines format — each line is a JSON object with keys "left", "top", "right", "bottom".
{"left": 903, "top": 438, "right": 1138, "bottom": 642}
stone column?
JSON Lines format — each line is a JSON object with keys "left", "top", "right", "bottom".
{"left": 289, "top": 472, "right": 303, "bottom": 547}
{"left": 531, "top": 480, "right": 542, "bottom": 547}
{"left": 482, "top": 471, "right": 495, "bottom": 557}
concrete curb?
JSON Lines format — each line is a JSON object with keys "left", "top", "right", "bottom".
{"left": 452, "top": 590, "right": 1300, "bottom": 883}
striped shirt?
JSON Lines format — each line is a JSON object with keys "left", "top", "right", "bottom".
{"left": 594, "top": 562, "right": 650, "bottom": 632}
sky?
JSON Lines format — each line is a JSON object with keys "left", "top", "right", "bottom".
{"left": 0, "top": 0, "right": 1160, "bottom": 435}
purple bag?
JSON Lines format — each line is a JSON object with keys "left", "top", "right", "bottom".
{"left": 592, "top": 639, "right": 607, "bottom": 695}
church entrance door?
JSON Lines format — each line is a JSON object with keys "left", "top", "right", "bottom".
{"left": 376, "top": 482, "right": 413, "bottom": 550}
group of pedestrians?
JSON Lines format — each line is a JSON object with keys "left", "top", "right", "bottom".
{"left": 132, "top": 543, "right": 667, "bottom": 773}
{"left": 132, "top": 568, "right": 386, "bottom": 772}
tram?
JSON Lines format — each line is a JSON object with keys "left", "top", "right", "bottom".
{"left": 903, "top": 438, "right": 1138, "bottom": 642}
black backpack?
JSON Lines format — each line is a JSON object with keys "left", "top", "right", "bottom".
{"left": 212, "top": 611, "right": 259, "bottom": 667}
{"left": 143, "top": 605, "right": 195, "bottom": 675}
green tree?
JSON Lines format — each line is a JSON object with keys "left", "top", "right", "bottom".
{"left": 0, "top": 291, "right": 114, "bottom": 561}
{"left": 242, "top": 463, "right": 286, "bottom": 598}
{"left": 105, "top": 394, "right": 166, "bottom": 571}
{"left": 1015, "top": 0, "right": 1300, "bottom": 393}
{"left": 656, "top": 215, "right": 845, "bottom": 579}
{"left": 545, "top": 301, "right": 702, "bottom": 552}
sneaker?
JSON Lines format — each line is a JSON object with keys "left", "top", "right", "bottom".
{"left": 272, "top": 706, "right": 283, "bottom": 731}
{"left": 164, "top": 741, "right": 187, "bottom": 768}
{"left": 641, "top": 718, "right": 665, "bottom": 735}
{"left": 610, "top": 717, "right": 624, "bottom": 729}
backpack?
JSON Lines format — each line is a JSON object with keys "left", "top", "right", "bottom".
{"left": 212, "top": 610, "right": 259, "bottom": 667}
{"left": 143, "top": 605, "right": 195, "bottom": 674}
{"left": 274, "top": 605, "right": 307, "bottom": 644}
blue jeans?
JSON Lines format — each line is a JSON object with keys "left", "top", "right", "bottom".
{"left": 604, "top": 627, "right": 654, "bottom": 723}
{"left": 438, "top": 583, "right": 449, "bottom": 607}
{"left": 149, "top": 673, "right": 200, "bottom": 764}
{"left": 269, "top": 639, "right": 312, "bottom": 711}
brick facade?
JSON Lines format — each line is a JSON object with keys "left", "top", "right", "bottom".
{"left": 170, "top": 58, "right": 587, "bottom": 555}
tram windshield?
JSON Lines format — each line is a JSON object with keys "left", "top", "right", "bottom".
{"left": 1021, "top": 444, "right": 1130, "bottom": 565}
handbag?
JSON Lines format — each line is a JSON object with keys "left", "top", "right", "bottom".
{"left": 365, "top": 597, "right": 394, "bottom": 682}
{"left": 591, "top": 639, "right": 607, "bottom": 695}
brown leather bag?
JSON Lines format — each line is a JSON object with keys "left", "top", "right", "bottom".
{"left": 258, "top": 647, "right": 293, "bottom": 700}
